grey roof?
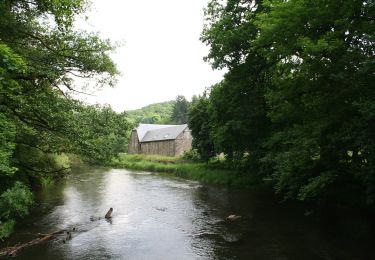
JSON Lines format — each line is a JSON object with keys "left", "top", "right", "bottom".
{"left": 136, "top": 124, "right": 179, "bottom": 141}
{"left": 139, "top": 124, "right": 188, "bottom": 143}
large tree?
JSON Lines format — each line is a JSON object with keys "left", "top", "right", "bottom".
{"left": 0, "top": 0, "right": 127, "bottom": 238}
{"left": 201, "top": 0, "right": 272, "bottom": 167}
{"left": 254, "top": 0, "right": 375, "bottom": 204}
{"left": 200, "top": 0, "right": 374, "bottom": 206}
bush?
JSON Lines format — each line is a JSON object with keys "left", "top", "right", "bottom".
{"left": 182, "top": 149, "right": 201, "bottom": 162}
{"left": 0, "top": 182, "right": 34, "bottom": 239}
{"left": 0, "top": 220, "right": 15, "bottom": 240}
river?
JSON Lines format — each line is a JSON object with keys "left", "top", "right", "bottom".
{"left": 2, "top": 167, "right": 374, "bottom": 259}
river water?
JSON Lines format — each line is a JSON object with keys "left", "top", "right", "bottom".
{"left": 2, "top": 167, "right": 374, "bottom": 259}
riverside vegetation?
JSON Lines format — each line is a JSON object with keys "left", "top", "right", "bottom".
{"left": 111, "top": 152, "right": 262, "bottom": 188}
{"left": 121, "top": 0, "right": 375, "bottom": 212}
{"left": 0, "top": 0, "right": 374, "bottom": 242}
{"left": 187, "top": 0, "right": 374, "bottom": 210}
{"left": 0, "top": 0, "right": 130, "bottom": 239}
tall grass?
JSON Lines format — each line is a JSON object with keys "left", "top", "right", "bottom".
{"left": 111, "top": 154, "right": 260, "bottom": 187}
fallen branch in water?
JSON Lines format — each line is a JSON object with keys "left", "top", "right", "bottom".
{"left": 0, "top": 229, "right": 66, "bottom": 257}
{"left": 0, "top": 208, "right": 113, "bottom": 257}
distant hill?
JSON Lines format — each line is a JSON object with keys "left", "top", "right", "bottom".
{"left": 126, "top": 101, "right": 175, "bottom": 125}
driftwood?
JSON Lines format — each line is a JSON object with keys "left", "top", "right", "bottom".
{"left": 105, "top": 207, "right": 113, "bottom": 219}
{"left": 0, "top": 229, "right": 66, "bottom": 257}
{"left": 0, "top": 208, "right": 113, "bottom": 257}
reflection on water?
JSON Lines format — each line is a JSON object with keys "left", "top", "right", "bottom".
{"left": 1, "top": 167, "right": 374, "bottom": 259}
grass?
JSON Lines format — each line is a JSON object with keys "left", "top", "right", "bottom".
{"left": 110, "top": 153, "right": 260, "bottom": 188}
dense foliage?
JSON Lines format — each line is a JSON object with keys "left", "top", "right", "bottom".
{"left": 126, "top": 101, "right": 175, "bottom": 125}
{"left": 126, "top": 95, "right": 192, "bottom": 126}
{"left": 0, "top": 0, "right": 129, "bottom": 238}
{"left": 189, "top": 0, "right": 375, "bottom": 208}
{"left": 188, "top": 94, "right": 215, "bottom": 161}
{"left": 171, "top": 95, "right": 190, "bottom": 124}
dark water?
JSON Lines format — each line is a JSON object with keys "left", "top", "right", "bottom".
{"left": 2, "top": 167, "right": 374, "bottom": 259}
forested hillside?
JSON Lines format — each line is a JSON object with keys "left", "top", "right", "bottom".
{"left": 126, "top": 101, "right": 175, "bottom": 124}
{"left": 126, "top": 95, "right": 191, "bottom": 125}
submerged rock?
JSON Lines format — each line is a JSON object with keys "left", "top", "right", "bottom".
{"left": 154, "top": 207, "right": 167, "bottom": 212}
{"left": 226, "top": 214, "right": 242, "bottom": 221}
{"left": 222, "top": 233, "right": 242, "bottom": 243}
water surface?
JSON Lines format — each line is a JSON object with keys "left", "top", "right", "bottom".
{"left": 2, "top": 167, "right": 374, "bottom": 259}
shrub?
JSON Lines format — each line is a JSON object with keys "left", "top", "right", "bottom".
{"left": 0, "top": 182, "right": 34, "bottom": 239}
{"left": 182, "top": 149, "right": 201, "bottom": 162}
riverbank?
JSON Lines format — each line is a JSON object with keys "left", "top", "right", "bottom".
{"left": 110, "top": 154, "right": 261, "bottom": 188}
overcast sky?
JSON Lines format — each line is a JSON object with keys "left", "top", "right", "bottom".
{"left": 74, "top": 0, "right": 224, "bottom": 112}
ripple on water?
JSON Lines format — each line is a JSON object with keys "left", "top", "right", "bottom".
{"left": 8, "top": 167, "right": 375, "bottom": 260}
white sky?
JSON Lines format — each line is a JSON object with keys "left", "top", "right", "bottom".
{"left": 74, "top": 0, "right": 224, "bottom": 112}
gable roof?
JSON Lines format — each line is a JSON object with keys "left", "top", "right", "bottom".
{"left": 136, "top": 124, "right": 178, "bottom": 141}
{"left": 136, "top": 124, "right": 188, "bottom": 143}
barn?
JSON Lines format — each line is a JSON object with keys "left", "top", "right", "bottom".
{"left": 128, "top": 124, "right": 192, "bottom": 156}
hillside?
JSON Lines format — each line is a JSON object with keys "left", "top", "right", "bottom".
{"left": 126, "top": 101, "right": 175, "bottom": 125}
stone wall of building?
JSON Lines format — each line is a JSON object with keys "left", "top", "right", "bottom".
{"left": 140, "top": 140, "right": 175, "bottom": 156}
{"left": 174, "top": 129, "right": 193, "bottom": 156}
{"left": 128, "top": 130, "right": 140, "bottom": 154}
{"left": 128, "top": 127, "right": 193, "bottom": 156}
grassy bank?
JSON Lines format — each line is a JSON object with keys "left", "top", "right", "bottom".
{"left": 110, "top": 154, "right": 260, "bottom": 188}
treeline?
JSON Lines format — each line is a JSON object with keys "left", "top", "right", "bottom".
{"left": 188, "top": 0, "right": 374, "bottom": 208}
{"left": 126, "top": 95, "right": 191, "bottom": 125}
{"left": 0, "top": 0, "right": 129, "bottom": 238}
{"left": 126, "top": 101, "right": 175, "bottom": 124}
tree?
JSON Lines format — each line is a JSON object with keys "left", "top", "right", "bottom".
{"left": 254, "top": 0, "right": 375, "bottom": 204}
{"left": 171, "top": 95, "right": 190, "bottom": 124}
{"left": 187, "top": 94, "right": 215, "bottom": 161}
{"left": 201, "top": 0, "right": 272, "bottom": 167}
{"left": 200, "top": 0, "right": 375, "bottom": 207}
{"left": 0, "top": 0, "right": 126, "bottom": 238}
{"left": 72, "top": 104, "right": 130, "bottom": 163}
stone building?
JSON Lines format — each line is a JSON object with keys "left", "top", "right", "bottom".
{"left": 128, "top": 124, "right": 192, "bottom": 156}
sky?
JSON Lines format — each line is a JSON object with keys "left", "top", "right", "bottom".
{"left": 74, "top": 0, "right": 225, "bottom": 112}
